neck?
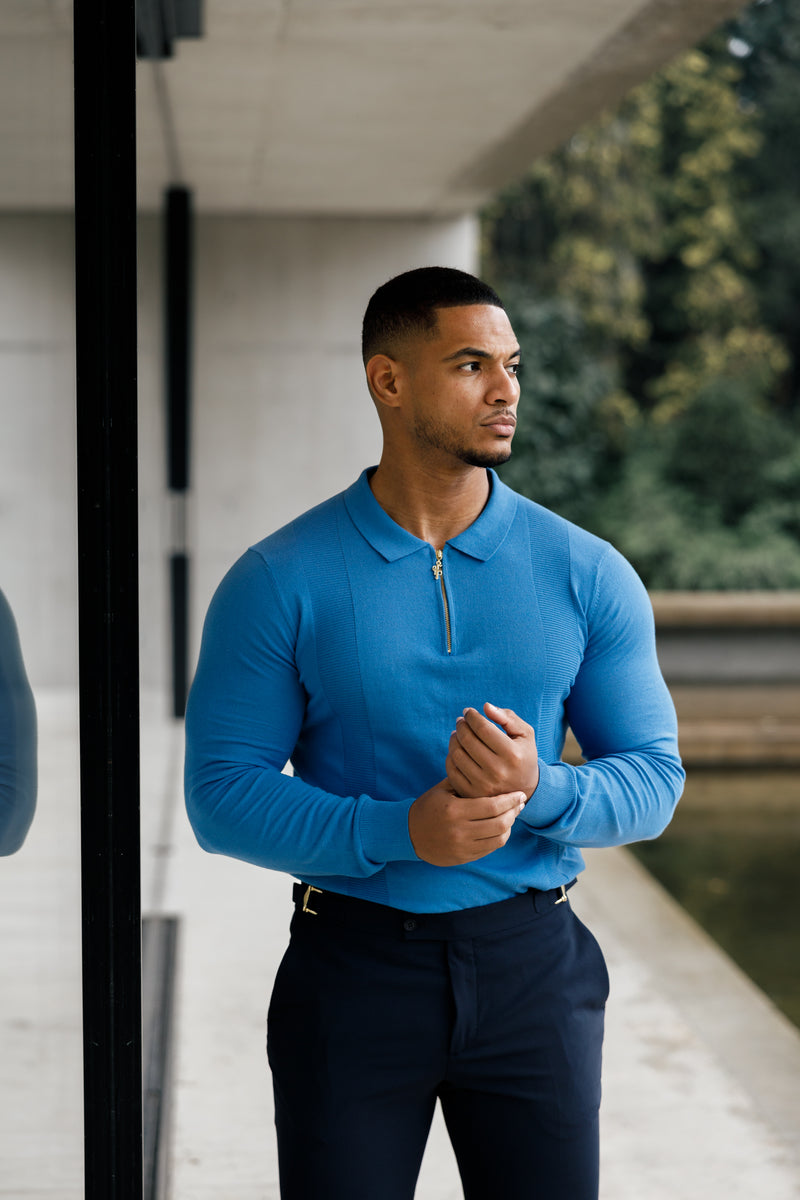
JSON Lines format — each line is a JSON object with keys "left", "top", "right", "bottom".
{"left": 369, "top": 455, "right": 491, "bottom": 548}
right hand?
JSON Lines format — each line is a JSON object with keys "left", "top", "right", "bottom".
{"left": 408, "top": 778, "right": 527, "bottom": 867}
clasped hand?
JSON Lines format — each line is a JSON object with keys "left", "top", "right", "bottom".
{"left": 408, "top": 702, "right": 539, "bottom": 867}
{"left": 447, "top": 702, "right": 539, "bottom": 802}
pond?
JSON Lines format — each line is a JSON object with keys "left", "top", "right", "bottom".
{"left": 630, "top": 770, "right": 800, "bottom": 1030}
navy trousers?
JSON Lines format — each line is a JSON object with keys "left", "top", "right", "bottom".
{"left": 267, "top": 884, "right": 608, "bottom": 1200}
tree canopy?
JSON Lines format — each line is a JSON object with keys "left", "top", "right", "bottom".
{"left": 482, "top": 0, "right": 800, "bottom": 588}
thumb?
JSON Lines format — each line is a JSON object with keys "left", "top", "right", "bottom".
{"left": 484, "top": 701, "right": 531, "bottom": 738}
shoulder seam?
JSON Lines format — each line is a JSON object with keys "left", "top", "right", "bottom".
{"left": 245, "top": 544, "right": 295, "bottom": 631}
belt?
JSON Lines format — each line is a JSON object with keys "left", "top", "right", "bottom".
{"left": 291, "top": 880, "right": 576, "bottom": 940}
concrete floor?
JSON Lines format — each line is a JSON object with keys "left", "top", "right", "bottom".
{"left": 1, "top": 690, "right": 799, "bottom": 1198}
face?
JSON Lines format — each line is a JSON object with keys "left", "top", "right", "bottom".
{"left": 398, "top": 305, "right": 521, "bottom": 469}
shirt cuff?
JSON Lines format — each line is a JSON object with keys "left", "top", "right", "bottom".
{"left": 357, "top": 795, "right": 419, "bottom": 865}
{"left": 519, "top": 760, "right": 576, "bottom": 831}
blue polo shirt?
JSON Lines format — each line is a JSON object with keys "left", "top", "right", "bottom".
{"left": 185, "top": 469, "right": 683, "bottom": 912}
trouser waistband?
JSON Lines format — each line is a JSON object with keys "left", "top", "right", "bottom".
{"left": 291, "top": 880, "right": 576, "bottom": 940}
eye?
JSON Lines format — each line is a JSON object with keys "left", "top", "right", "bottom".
{"left": 507, "top": 362, "right": 522, "bottom": 377}
{"left": 458, "top": 361, "right": 482, "bottom": 373}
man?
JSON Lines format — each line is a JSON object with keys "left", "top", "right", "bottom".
{"left": 185, "top": 266, "right": 684, "bottom": 1199}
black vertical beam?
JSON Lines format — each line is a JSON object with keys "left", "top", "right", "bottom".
{"left": 165, "top": 186, "right": 193, "bottom": 718}
{"left": 169, "top": 548, "right": 189, "bottom": 717}
{"left": 74, "top": 3, "right": 143, "bottom": 1198}
{"left": 166, "top": 187, "right": 192, "bottom": 493}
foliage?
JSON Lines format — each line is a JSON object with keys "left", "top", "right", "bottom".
{"left": 484, "top": 0, "right": 800, "bottom": 588}
{"left": 496, "top": 291, "right": 622, "bottom": 527}
{"left": 727, "top": 0, "right": 800, "bottom": 412}
{"left": 590, "top": 386, "right": 800, "bottom": 590}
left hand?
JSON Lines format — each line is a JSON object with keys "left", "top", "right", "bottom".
{"left": 446, "top": 702, "right": 539, "bottom": 802}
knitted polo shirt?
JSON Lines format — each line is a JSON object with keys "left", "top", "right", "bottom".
{"left": 185, "top": 469, "right": 683, "bottom": 913}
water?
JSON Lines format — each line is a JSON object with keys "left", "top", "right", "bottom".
{"left": 631, "top": 774, "right": 800, "bottom": 1030}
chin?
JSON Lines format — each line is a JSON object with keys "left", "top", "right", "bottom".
{"left": 462, "top": 445, "right": 512, "bottom": 469}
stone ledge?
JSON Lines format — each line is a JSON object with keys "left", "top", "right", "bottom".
{"left": 562, "top": 727, "right": 800, "bottom": 768}
{"left": 651, "top": 591, "right": 800, "bottom": 628}
{"left": 563, "top": 685, "right": 800, "bottom": 768}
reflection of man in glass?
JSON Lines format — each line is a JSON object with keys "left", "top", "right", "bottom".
{"left": 0, "top": 587, "right": 37, "bottom": 854}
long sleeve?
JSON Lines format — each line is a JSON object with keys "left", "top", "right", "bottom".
{"left": 520, "top": 545, "right": 684, "bottom": 847}
{"left": 185, "top": 471, "right": 684, "bottom": 912}
{"left": 0, "top": 589, "right": 37, "bottom": 856}
{"left": 184, "top": 550, "right": 418, "bottom": 878}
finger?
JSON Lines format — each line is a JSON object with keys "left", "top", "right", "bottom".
{"left": 483, "top": 702, "right": 532, "bottom": 739}
{"left": 456, "top": 714, "right": 507, "bottom": 769}
{"left": 449, "top": 725, "right": 479, "bottom": 764}
{"left": 447, "top": 729, "right": 483, "bottom": 780}
{"left": 463, "top": 791, "right": 527, "bottom": 820}
{"left": 461, "top": 707, "right": 511, "bottom": 754}
{"left": 445, "top": 759, "right": 477, "bottom": 799}
{"left": 470, "top": 810, "right": 520, "bottom": 843}
{"left": 453, "top": 718, "right": 496, "bottom": 770}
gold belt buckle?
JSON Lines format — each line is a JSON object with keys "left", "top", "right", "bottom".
{"left": 302, "top": 885, "right": 322, "bottom": 915}
{"left": 554, "top": 885, "right": 568, "bottom": 905}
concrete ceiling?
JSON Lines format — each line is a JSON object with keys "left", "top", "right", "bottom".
{"left": 1, "top": 0, "right": 744, "bottom": 216}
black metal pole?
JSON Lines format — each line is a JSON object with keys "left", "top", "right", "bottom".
{"left": 74, "top": 2, "right": 142, "bottom": 1197}
{"left": 166, "top": 186, "right": 192, "bottom": 493}
{"left": 165, "top": 185, "right": 193, "bottom": 718}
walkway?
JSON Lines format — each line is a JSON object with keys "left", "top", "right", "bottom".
{"left": 1, "top": 691, "right": 799, "bottom": 1197}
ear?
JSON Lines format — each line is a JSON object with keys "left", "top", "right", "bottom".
{"left": 365, "top": 353, "right": 404, "bottom": 409}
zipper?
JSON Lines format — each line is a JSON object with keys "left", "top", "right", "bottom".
{"left": 432, "top": 549, "right": 452, "bottom": 654}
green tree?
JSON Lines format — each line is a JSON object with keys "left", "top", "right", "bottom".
{"left": 482, "top": 7, "right": 800, "bottom": 588}
{"left": 725, "top": 0, "right": 800, "bottom": 414}
{"left": 496, "top": 292, "right": 625, "bottom": 526}
{"left": 484, "top": 42, "right": 783, "bottom": 417}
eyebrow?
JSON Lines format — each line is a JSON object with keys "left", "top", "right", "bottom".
{"left": 441, "top": 345, "right": 522, "bottom": 362}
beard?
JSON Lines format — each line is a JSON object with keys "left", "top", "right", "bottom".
{"left": 411, "top": 412, "right": 513, "bottom": 469}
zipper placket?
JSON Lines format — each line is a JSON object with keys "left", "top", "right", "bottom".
{"left": 432, "top": 549, "right": 453, "bottom": 654}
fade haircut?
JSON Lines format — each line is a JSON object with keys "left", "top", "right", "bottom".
{"left": 361, "top": 266, "right": 505, "bottom": 364}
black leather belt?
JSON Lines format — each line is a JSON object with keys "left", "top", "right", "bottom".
{"left": 291, "top": 879, "right": 576, "bottom": 939}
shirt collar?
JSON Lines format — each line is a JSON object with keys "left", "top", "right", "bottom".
{"left": 343, "top": 468, "right": 518, "bottom": 564}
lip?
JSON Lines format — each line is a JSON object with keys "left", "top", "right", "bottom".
{"left": 482, "top": 416, "right": 516, "bottom": 435}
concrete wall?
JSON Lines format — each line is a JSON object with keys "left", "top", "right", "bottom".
{"left": 0, "top": 215, "right": 77, "bottom": 689}
{"left": 139, "top": 212, "right": 478, "bottom": 693}
{"left": 0, "top": 212, "right": 477, "bottom": 689}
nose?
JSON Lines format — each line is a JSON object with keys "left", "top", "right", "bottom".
{"left": 487, "top": 363, "right": 519, "bottom": 405}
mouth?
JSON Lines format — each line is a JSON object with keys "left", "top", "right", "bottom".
{"left": 482, "top": 415, "right": 517, "bottom": 436}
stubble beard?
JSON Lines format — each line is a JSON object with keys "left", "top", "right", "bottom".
{"left": 412, "top": 413, "right": 513, "bottom": 470}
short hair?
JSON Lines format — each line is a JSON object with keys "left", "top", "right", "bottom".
{"left": 361, "top": 266, "right": 505, "bottom": 364}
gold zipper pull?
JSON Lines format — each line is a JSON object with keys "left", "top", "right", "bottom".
{"left": 432, "top": 549, "right": 452, "bottom": 654}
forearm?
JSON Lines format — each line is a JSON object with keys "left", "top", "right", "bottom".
{"left": 185, "top": 757, "right": 418, "bottom": 878}
{"left": 184, "top": 550, "right": 419, "bottom": 878}
{"left": 521, "top": 741, "right": 684, "bottom": 848}
{"left": 521, "top": 540, "right": 684, "bottom": 848}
